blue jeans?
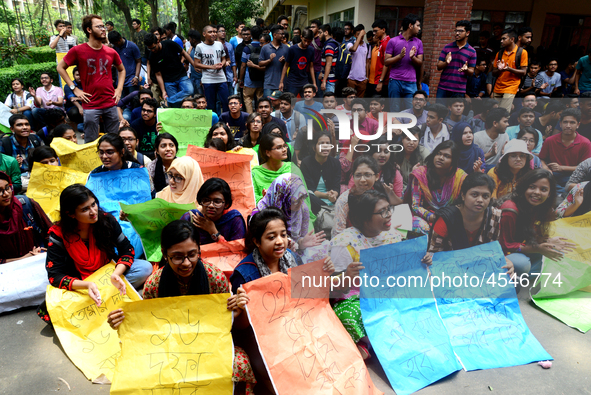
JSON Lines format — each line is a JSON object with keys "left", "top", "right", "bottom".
{"left": 388, "top": 79, "right": 417, "bottom": 112}
{"left": 324, "top": 81, "right": 336, "bottom": 93}
{"left": 32, "top": 107, "right": 48, "bottom": 128}
{"left": 122, "top": 107, "right": 133, "bottom": 122}
{"left": 203, "top": 82, "right": 229, "bottom": 113}
{"left": 436, "top": 87, "right": 465, "bottom": 105}
{"left": 314, "top": 71, "right": 323, "bottom": 98}
{"left": 122, "top": 85, "right": 139, "bottom": 98}
{"left": 552, "top": 171, "right": 572, "bottom": 197}
{"left": 125, "top": 259, "right": 153, "bottom": 289}
{"left": 22, "top": 109, "right": 33, "bottom": 126}
{"left": 164, "top": 76, "right": 194, "bottom": 108}
{"left": 191, "top": 73, "right": 203, "bottom": 95}
{"left": 506, "top": 253, "right": 543, "bottom": 277}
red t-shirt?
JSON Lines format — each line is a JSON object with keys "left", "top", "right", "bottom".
{"left": 374, "top": 35, "right": 391, "bottom": 85}
{"left": 62, "top": 43, "right": 122, "bottom": 110}
{"left": 539, "top": 133, "right": 591, "bottom": 167}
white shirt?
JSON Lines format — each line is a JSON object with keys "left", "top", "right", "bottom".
{"left": 193, "top": 42, "right": 227, "bottom": 84}
{"left": 420, "top": 123, "right": 450, "bottom": 153}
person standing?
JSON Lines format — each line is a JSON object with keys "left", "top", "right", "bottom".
{"left": 346, "top": 25, "right": 369, "bottom": 98}
{"left": 436, "top": 20, "right": 477, "bottom": 102}
{"left": 491, "top": 29, "right": 528, "bottom": 113}
{"left": 108, "top": 31, "right": 141, "bottom": 97}
{"left": 49, "top": 19, "right": 77, "bottom": 53}
{"left": 384, "top": 14, "right": 423, "bottom": 112}
{"left": 574, "top": 48, "right": 591, "bottom": 96}
{"left": 57, "top": 15, "right": 125, "bottom": 143}
{"left": 131, "top": 19, "right": 148, "bottom": 65}
{"left": 144, "top": 33, "right": 195, "bottom": 108}
{"left": 163, "top": 22, "right": 184, "bottom": 48}
{"left": 193, "top": 25, "right": 230, "bottom": 113}
{"left": 240, "top": 26, "right": 264, "bottom": 113}
{"left": 370, "top": 19, "right": 390, "bottom": 98}
{"left": 229, "top": 21, "right": 245, "bottom": 49}
{"left": 217, "top": 24, "right": 237, "bottom": 94}
{"left": 279, "top": 28, "right": 316, "bottom": 96}
{"left": 259, "top": 25, "right": 289, "bottom": 99}
{"left": 319, "top": 24, "right": 339, "bottom": 95}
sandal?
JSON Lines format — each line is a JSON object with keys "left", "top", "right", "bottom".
{"left": 357, "top": 343, "right": 371, "bottom": 360}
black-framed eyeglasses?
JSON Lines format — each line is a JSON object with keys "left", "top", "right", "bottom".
{"left": 373, "top": 206, "right": 394, "bottom": 218}
{"left": 0, "top": 184, "right": 12, "bottom": 195}
{"left": 141, "top": 108, "right": 154, "bottom": 113}
{"left": 351, "top": 108, "right": 365, "bottom": 113}
{"left": 165, "top": 172, "right": 185, "bottom": 183}
{"left": 353, "top": 172, "right": 375, "bottom": 180}
{"left": 271, "top": 144, "right": 289, "bottom": 151}
{"left": 97, "top": 149, "right": 116, "bottom": 156}
{"left": 121, "top": 137, "right": 137, "bottom": 142}
{"left": 201, "top": 198, "right": 225, "bottom": 207}
{"left": 167, "top": 251, "right": 200, "bottom": 265}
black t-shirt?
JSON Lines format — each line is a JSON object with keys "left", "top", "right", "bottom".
{"left": 285, "top": 44, "right": 314, "bottom": 87}
{"left": 130, "top": 118, "right": 158, "bottom": 155}
{"left": 220, "top": 111, "right": 249, "bottom": 139}
{"left": 149, "top": 40, "right": 186, "bottom": 82}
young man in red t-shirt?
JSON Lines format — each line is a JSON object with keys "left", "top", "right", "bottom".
{"left": 57, "top": 14, "right": 125, "bottom": 143}
{"left": 369, "top": 19, "right": 390, "bottom": 98}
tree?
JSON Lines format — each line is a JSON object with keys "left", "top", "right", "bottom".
{"left": 182, "top": 0, "right": 207, "bottom": 30}
{"left": 141, "top": 0, "right": 158, "bottom": 29}
{"left": 209, "top": 0, "right": 264, "bottom": 30}
{"left": 110, "top": 0, "right": 134, "bottom": 37}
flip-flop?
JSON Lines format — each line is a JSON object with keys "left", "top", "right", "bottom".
{"left": 357, "top": 343, "right": 371, "bottom": 360}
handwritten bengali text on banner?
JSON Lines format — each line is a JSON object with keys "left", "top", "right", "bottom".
{"left": 110, "top": 294, "right": 234, "bottom": 395}
{"left": 157, "top": 108, "right": 212, "bottom": 156}
{"left": 51, "top": 137, "right": 102, "bottom": 174}
{"left": 201, "top": 239, "right": 247, "bottom": 280}
{"left": 27, "top": 162, "right": 88, "bottom": 222}
{"left": 186, "top": 145, "right": 256, "bottom": 220}
{"left": 243, "top": 260, "right": 383, "bottom": 395}
{"left": 45, "top": 263, "right": 141, "bottom": 382}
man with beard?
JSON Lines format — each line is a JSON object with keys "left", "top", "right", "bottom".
{"left": 57, "top": 14, "right": 125, "bottom": 142}
{"left": 473, "top": 107, "right": 510, "bottom": 170}
{"left": 131, "top": 98, "right": 159, "bottom": 158}
{"left": 399, "top": 90, "right": 428, "bottom": 126}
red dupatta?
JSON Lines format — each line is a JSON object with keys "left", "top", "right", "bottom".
{"left": 50, "top": 224, "right": 108, "bottom": 279}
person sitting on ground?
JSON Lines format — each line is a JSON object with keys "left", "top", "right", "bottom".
{"left": 556, "top": 157, "right": 591, "bottom": 218}
{"left": 473, "top": 107, "right": 510, "bottom": 171}
{"left": 38, "top": 184, "right": 152, "bottom": 323}
{"left": 147, "top": 133, "right": 178, "bottom": 196}
{"left": 498, "top": 169, "right": 575, "bottom": 276}
{"left": 0, "top": 171, "right": 52, "bottom": 263}
{"left": 450, "top": 122, "right": 485, "bottom": 174}
{"left": 395, "top": 126, "right": 429, "bottom": 192}
{"left": 5, "top": 78, "right": 34, "bottom": 126}
{"left": 333, "top": 156, "right": 401, "bottom": 238}
{"left": 254, "top": 173, "right": 325, "bottom": 251}
{"left": 1, "top": 114, "right": 44, "bottom": 178}
{"left": 237, "top": 113, "right": 263, "bottom": 149}
{"left": 90, "top": 134, "right": 141, "bottom": 174}
{"left": 487, "top": 139, "right": 532, "bottom": 198}
{"left": 36, "top": 108, "right": 67, "bottom": 144}
{"left": 48, "top": 123, "right": 77, "bottom": 145}
{"left": 118, "top": 126, "right": 151, "bottom": 167}
{"left": 505, "top": 107, "right": 543, "bottom": 154}
{"left": 155, "top": 156, "right": 204, "bottom": 205}
{"left": 517, "top": 127, "right": 546, "bottom": 170}
{"left": 130, "top": 97, "right": 159, "bottom": 158}
{"left": 107, "top": 220, "right": 256, "bottom": 394}
{"left": 181, "top": 178, "right": 246, "bottom": 245}
{"left": 204, "top": 122, "right": 237, "bottom": 151}
{"left": 0, "top": 153, "right": 22, "bottom": 193}
{"left": 419, "top": 103, "right": 450, "bottom": 153}
{"left": 330, "top": 189, "right": 431, "bottom": 359}
{"left": 28, "top": 146, "right": 60, "bottom": 173}
{"left": 404, "top": 140, "right": 467, "bottom": 234}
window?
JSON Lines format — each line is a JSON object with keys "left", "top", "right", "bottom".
{"left": 375, "top": 6, "right": 423, "bottom": 37}
{"left": 469, "top": 10, "right": 529, "bottom": 46}
{"left": 329, "top": 12, "right": 341, "bottom": 24}
{"left": 343, "top": 8, "right": 354, "bottom": 23}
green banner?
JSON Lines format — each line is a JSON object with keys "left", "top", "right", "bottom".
{"left": 156, "top": 108, "right": 212, "bottom": 156}
{"left": 531, "top": 256, "right": 591, "bottom": 333}
{"left": 120, "top": 198, "right": 197, "bottom": 262}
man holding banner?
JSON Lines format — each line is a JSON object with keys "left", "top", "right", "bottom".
{"left": 57, "top": 14, "right": 125, "bottom": 143}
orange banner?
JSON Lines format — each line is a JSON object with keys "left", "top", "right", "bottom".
{"left": 186, "top": 145, "right": 256, "bottom": 220}
{"left": 201, "top": 239, "right": 247, "bottom": 280}
{"left": 243, "top": 260, "right": 383, "bottom": 395}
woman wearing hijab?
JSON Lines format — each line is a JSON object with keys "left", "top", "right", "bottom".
{"left": 0, "top": 171, "right": 52, "bottom": 262}
{"left": 155, "top": 156, "right": 204, "bottom": 205}
{"left": 450, "top": 122, "right": 485, "bottom": 174}
{"left": 254, "top": 174, "right": 325, "bottom": 250}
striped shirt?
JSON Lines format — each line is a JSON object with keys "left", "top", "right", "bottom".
{"left": 438, "top": 41, "right": 477, "bottom": 93}
{"left": 321, "top": 38, "right": 339, "bottom": 83}
{"left": 50, "top": 35, "right": 77, "bottom": 53}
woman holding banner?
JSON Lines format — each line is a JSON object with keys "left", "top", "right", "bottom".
{"left": 497, "top": 169, "right": 576, "bottom": 275}
{"left": 329, "top": 189, "right": 432, "bottom": 360}
{"left": 107, "top": 220, "right": 256, "bottom": 394}
{"left": 147, "top": 132, "right": 178, "bottom": 195}
{"left": 38, "top": 185, "right": 152, "bottom": 323}
{"left": 180, "top": 178, "right": 246, "bottom": 245}
{"left": 155, "top": 156, "right": 204, "bottom": 205}
{"left": 0, "top": 171, "right": 52, "bottom": 263}
{"left": 90, "top": 134, "right": 142, "bottom": 174}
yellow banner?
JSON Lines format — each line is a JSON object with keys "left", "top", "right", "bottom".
{"left": 27, "top": 162, "right": 88, "bottom": 222}
{"left": 46, "top": 263, "right": 141, "bottom": 382}
{"left": 56, "top": 53, "right": 76, "bottom": 89}
{"left": 110, "top": 294, "right": 234, "bottom": 395}
{"left": 51, "top": 137, "right": 102, "bottom": 174}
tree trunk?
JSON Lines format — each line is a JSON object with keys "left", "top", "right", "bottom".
{"left": 25, "top": 0, "right": 38, "bottom": 46}
{"left": 176, "top": 0, "right": 182, "bottom": 33}
{"left": 184, "top": 0, "right": 208, "bottom": 29}
{"left": 142, "top": 0, "right": 158, "bottom": 29}
{"left": 111, "top": 0, "right": 134, "bottom": 38}
{"left": 1, "top": 0, "right": 14, "bottom": 44}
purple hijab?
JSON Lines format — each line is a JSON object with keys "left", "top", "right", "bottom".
{"left": 451, "top": 122, "right": 484, "bottom": 174}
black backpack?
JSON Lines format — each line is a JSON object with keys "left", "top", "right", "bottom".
{"left": 334, "top": 42, "right": 351, "bottom": 80}
{"left": 16, "top": 195, "right": 45, "bottom": 247}
{"left": 1, "top": 134, "right": 43, "bottom": 157}
{"left": 246, "top": 44, "right": 265, "bottom": 82}
{"left": 493, "top": 46, "right": 524, "bottom": 90}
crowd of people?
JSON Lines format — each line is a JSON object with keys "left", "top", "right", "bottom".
{"left": 1, "top": 11, "right": 591, "bottom": 394}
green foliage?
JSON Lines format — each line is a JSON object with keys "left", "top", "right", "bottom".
{"left": 0, "top": 7, "right": 18, "bottom": 26}
{"left": 29, "top": 46, "right": 56, "bottom": 63}
{"left": 0, "top": 43, "right": 31, "bottom": 67}
{"left": 210, "top": 0, "right": 264, "bottom": 30}
{"left": 0, "top": 62, "right": 58, "bottom": 99}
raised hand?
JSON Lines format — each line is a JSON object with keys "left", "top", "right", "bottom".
{"left": 399, "top": 46, "right": 407, "bottom": 58}
{"left": 409, "top": 46, "right": 417, "bottom": 57}
{"left": 446, "top": 52, "right": 452, "bottom": 64}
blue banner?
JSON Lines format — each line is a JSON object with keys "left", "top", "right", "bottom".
{"left": 360, "top": 236, "right": 462, "bottom": 395}
{"left": 430, "top": 242, "right": 552, "bottom": 371}
{"left": 86, "top": 168, "right": 152, "bottom": 259}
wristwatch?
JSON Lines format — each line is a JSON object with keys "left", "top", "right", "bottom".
{"left": 211, "top": 232, "right": 221, "bottom": 242}
{"left": 379, "top": 79, "right": 383, "bottom": 83}
{"left": 69, "top": 84, "right": 76, "bottom": 90}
